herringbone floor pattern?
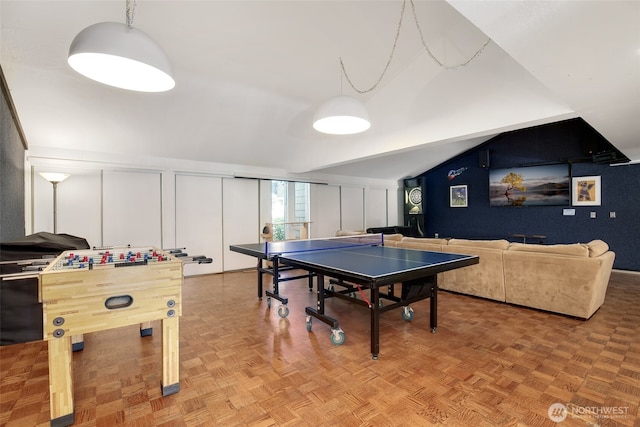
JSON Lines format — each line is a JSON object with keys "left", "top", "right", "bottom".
{"left": 1, "top": 270, "right": 639, "bottom": 426}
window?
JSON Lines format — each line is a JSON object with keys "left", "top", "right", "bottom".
{"left": 271, "top": 181, "right": 309, "bottom": 241}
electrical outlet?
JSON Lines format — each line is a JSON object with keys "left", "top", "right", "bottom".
{"left": 610, "top": 211, "right": 616, "bottom": 218}
{"left": 590, "top": 212, "right": 597, "bottom": 219}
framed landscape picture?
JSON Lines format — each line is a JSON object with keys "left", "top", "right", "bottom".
{"left": 450, "top": 185, "right": 468, "bottom": 207}
{"left": 572, "top": 176, "right": 601, "bottom": 206}
{"left": 489, "top": 164, "right": 571, "bottom": 207}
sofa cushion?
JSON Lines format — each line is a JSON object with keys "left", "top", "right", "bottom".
{"left": 508, "top": 242, "right": 589, "bottom": 257}
{"left": 397, "top": 237, "right": 446, "bottom": 252}
{"left": 587, "top": 239, "right": 609, "bottom": 257}
{"left": 447, "top": 238, "right": 510, "bottom": 250}
{"left": 440, "top": 244, "right": 507, "bottom": 302}
{"left": 402, "top": 236, "right": 447, "bottom": 248}
{"left": 400, "top": 237, "right": 449, "bottom": 245}
{"left": 335, "top": 230, "right": 365, "bottom": 236}
{"left": 382, "top": 234, "right": 404, "bottom": 242}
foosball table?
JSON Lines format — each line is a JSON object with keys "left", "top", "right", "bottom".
{"left": 38, "top": 245, "right": 210, "bottom": 427}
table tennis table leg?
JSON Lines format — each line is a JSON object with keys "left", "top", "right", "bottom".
{"left": 305, "top": 273, "right": 343, "bottom": 344}
{"left": 257, "top": 259, "right": 263, "bottom": 299}
{"left": 370, "top": 287, "right": 380, "bottom": 360}
{"left": 430, "top": 283, "right": 438, "bottom": 333}
{"left": 264, "top": 257, "right": 289, "bottom": 317}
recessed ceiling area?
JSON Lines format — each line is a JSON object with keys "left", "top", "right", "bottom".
{"left": 2, "top": 0, "right": 638, "bottom": 182}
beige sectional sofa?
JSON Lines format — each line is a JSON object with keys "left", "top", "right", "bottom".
{"left": 400, "top": 237, "right": 614, "bottom": 319}
{"left": 336, "top": 231, "right": 615, "bottom": 320}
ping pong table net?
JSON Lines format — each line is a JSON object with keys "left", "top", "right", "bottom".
{"left": 264, "top": 233, "right": 385, "bottom": 258}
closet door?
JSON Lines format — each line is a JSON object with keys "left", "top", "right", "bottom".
{"left": 340, "top": 186, "right": 364, "bottom": 231}
{"left": 366, "top": 187, "right": 388, "bottom": 229}
{"left": 175, "top": 174, "right": 223, "bottom": 275}
{"left": 388, "top": 188, "right": 400, "bottom": 227}
{"left": 222, "top": 178, "right": 259, "bottom": 271}
{"left": 310, "top": 184, "right": 341, "bottom": 238}
{"left": 102, "top": 170, "right": 162, "bottom": 247}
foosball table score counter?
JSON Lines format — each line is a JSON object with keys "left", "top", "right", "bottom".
{"left": 39, "top": 246, "right": 183, "bottom": 427}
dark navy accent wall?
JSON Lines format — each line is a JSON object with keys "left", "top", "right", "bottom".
{"left": 417, "top": 119, "right": 640, "bottom": 271}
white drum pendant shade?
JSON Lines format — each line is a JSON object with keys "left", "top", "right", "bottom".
{"left": 68, "top": 22, "right": 175, "bottom": 92}
{"left": 313, "top": 95, "right": 370, "bottom": 135}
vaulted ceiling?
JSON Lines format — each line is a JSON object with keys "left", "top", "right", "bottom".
{"left": 2, "top": 1, "right": 639, "bottom": 182}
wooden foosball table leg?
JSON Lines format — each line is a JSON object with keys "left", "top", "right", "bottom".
{"left": 72, "top": 321, "right": 154, "bottom": 353}
{"left": 161, "top": 316, "right": 180, "bottom": 396}
{"left": 140, "top": 321, "right": 153, "bottom": 336}
{"left": 48, "top": 336, "right": 74, "bottom": 427}
{"left": 71, "top": 334, "right": 84, "bottom": 351}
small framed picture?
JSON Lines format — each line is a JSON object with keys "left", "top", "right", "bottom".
{"left": 572, "top": 176, "right": 601, "bottom": 206}
{"left": 450, "top": 185, "right": 468, "bottom": 208}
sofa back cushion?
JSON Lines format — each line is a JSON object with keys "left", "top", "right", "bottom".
{"left": 587, "top": 240, "right": 609, "bottom": 257}
{"left": 401, "top": 237, "right": 449, "bottom": 245}
{"left": 382, "top": 234, "right": 404, "bottom": 242}
{"left": 508, "top": 242, "right": 589, "bottom": 257}
{"left": 397, "top": 237, "right": 447, "bottom": 252}
{"left": 447, "top": 238, "right": 510, "bottom": 250}
{"left": 382, "top": 234, "right": 403, "bottom": 247}
{"left": 335, "top": 230, "right": 365, "bottom": 236}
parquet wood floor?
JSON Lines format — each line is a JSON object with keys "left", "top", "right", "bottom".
{"left": 1, "top": 270, "right": 639, "bottom": 427}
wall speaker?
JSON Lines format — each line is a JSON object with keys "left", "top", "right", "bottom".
{"left": 479, "top": 150, "right": 490, "bottom": 169}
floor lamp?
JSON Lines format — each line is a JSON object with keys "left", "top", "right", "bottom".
{"left": 38, "top": 173, "right": 70, "bottom": 234}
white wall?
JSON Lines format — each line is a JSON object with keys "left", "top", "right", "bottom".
{"left": 26, "top": 149, "right": 400, "bottom": 273}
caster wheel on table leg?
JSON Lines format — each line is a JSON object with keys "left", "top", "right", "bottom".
{"left": 401, "top": 306, "right": 414, "bottom": 321}
{"left": 278, "top": 305, "right": 289, "bottom": 318}
{"left": 330, "top": 329, "right": 345, "bottom": 346}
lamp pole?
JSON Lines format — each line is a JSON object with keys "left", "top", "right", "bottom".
{"left": 38, "top": 173, "right": 70, "bottom": 234}
{"left": 51, "top": 181, "right": 59, "bottom": 234}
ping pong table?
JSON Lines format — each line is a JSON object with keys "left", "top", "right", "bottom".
{"left": 230, "top": 234, "right": 478, "bottom": 359}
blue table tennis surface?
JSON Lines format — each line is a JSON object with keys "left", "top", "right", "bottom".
{"left": 230, "top": 241, "right": 475, "bottom": 279}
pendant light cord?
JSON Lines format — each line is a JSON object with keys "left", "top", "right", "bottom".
{"left": 126, "top": 0, "right": 136, "bottom": 29}
{"left": 341, "top": 0, "right": 492, "bottom": 94}
{"left": 340, "top": 0, "right": 406, "bottom": 95}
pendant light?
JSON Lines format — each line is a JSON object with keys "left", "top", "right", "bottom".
{"left": 313, "top": 96, "right": 371, "bottom": 135}
{"left": 68, "top": 0, "right": 175, "bottom": 92}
